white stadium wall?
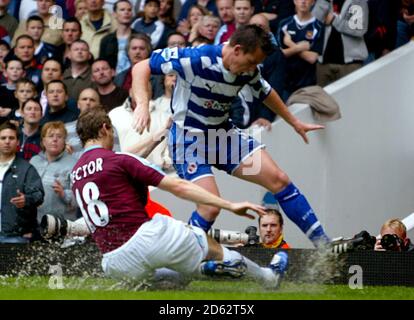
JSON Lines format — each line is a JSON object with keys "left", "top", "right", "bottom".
{"left": 151, "top": 41, "right": 414, "bottom": 248}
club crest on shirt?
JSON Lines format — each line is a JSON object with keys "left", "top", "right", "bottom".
{"left": 161, "top": 47, "right": 178, "bottom": 61}
{"left": 187, "top": 162, "right": 198, "bottom": 174}
{"left": 31, "top": 75, "right": 39, "bottom": 84}
{"left": 306, "top": 30, "right": 314, "bottom": 40}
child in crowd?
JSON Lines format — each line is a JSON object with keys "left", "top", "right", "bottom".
{"left": 26, "top": 16, "right": 56, "bottom": 65}
{"left": 75, "top": 0, "right": 88, "bottom": 20}
{"left": 0, "top": 58, "right": 25, "bottom": 124}
{"left": 11, "top": 78, "right": 37, "bottom": 125}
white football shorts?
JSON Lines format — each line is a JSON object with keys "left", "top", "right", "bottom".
{"left": 101, "top": 214, "right": 209, "bottom": 281}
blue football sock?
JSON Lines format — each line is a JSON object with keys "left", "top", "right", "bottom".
{"left": 274, "top": 183, "right": 330, "bottom": 246}
{"left": 188, "top": 210, "right": 214, "bottom": 232}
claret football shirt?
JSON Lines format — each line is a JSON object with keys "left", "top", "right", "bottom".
{"left": 71, "top": 146, "right": 165, "bottom": 253}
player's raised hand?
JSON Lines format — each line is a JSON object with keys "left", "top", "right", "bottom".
{"left": 133, "top": 106, "right": 151, "bottom": 134}
{"left": 228, "top": 202, "right": 268, "bottom": 220}
{"left": 293, "top": 121, "right": 324, "bottom": 144}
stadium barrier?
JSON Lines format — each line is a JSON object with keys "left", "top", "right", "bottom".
{"left": 0, "top": 242, "right": 413, "bottom": 286}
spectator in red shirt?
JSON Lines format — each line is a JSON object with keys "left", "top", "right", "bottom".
{"left": 214, "top": 0, "right": 236, "bottom": 44}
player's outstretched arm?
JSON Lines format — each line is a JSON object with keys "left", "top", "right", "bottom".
{"left": 124, "top": 117, "right": 172, "bottom": 157}
{"left": 157, "top": 176, "right": 267, "bottom": 219}
{"left": 263, "top": 89, "right": 324, "bottom": 144}
{"left": 132, "top": 59, "right": 152, "bottom": 134}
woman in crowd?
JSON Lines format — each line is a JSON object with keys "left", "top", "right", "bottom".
{"left": 176, "top": 4, "right": 209, "bottom": 41}
{"left": 30, "top": 121, "right": 77, "bottom": 223}
{"left": 188, "top": 14, "right": 220, "bottom": 43}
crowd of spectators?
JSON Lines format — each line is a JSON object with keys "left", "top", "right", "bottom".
{"left": 0, "top": 0, "right": 411, "bottom": 242}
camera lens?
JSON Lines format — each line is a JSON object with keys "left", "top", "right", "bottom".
{"left": 380, "top": 234, "right": 401, "bottom": 251}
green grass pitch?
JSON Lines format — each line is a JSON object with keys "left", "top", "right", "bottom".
{"left": 0, "top": 276, "right": 413, "bottom": 300}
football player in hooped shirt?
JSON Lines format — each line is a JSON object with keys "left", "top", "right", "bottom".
{"left": 57, "top": 108, "right": 288, "bottom": 288}
{"left": 131, "top": 24, "right": 330, "bottom": 247}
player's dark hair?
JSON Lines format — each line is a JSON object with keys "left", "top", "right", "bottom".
{"left": 229, "top": 24, "right": 274, "bottom": 56}
{"left": 77, "top": 107, "right": 112, "bottom": 147}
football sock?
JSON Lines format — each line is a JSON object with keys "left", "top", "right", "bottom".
{"left": 188, "top": 210, "right": 214, "bottom": 232}
{"left": 274, "top": 182, "right": 330, "bottom": 246}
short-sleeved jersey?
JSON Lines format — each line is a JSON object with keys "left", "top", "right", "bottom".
{"left": 149, "top": 45, "right": 272, "bottom": 132}
{"left": 71, "top": 147, "right": 165, "bottom": 253}
{"left": 278, "top": 15, "right": 324, "bottom": 92}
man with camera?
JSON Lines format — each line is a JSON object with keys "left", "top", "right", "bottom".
{"left": 209, "top": 208, "right": 291, "bottom": 249}
{"left": 258, "top": 209, "right": 290, "bottom": 249}
{"left": 374, "top": 218, "right": 414, "bottom": 252}
{"left": 331, "top": 218, "right": 414, "bottom": 253}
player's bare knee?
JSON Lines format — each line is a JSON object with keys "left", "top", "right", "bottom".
{"left": 270, "top": 171, "right": 290, "bottom": 193}
{"left": 199, "top": 206, "right": 221, "bottom": 221}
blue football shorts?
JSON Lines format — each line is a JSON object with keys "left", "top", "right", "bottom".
{"left": 169, "top": 122, "right": 264, "bottom": 181}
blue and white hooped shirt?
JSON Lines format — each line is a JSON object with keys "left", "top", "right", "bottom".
{"left": 149, "top": 45, "right": 272, "bottom": 132}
